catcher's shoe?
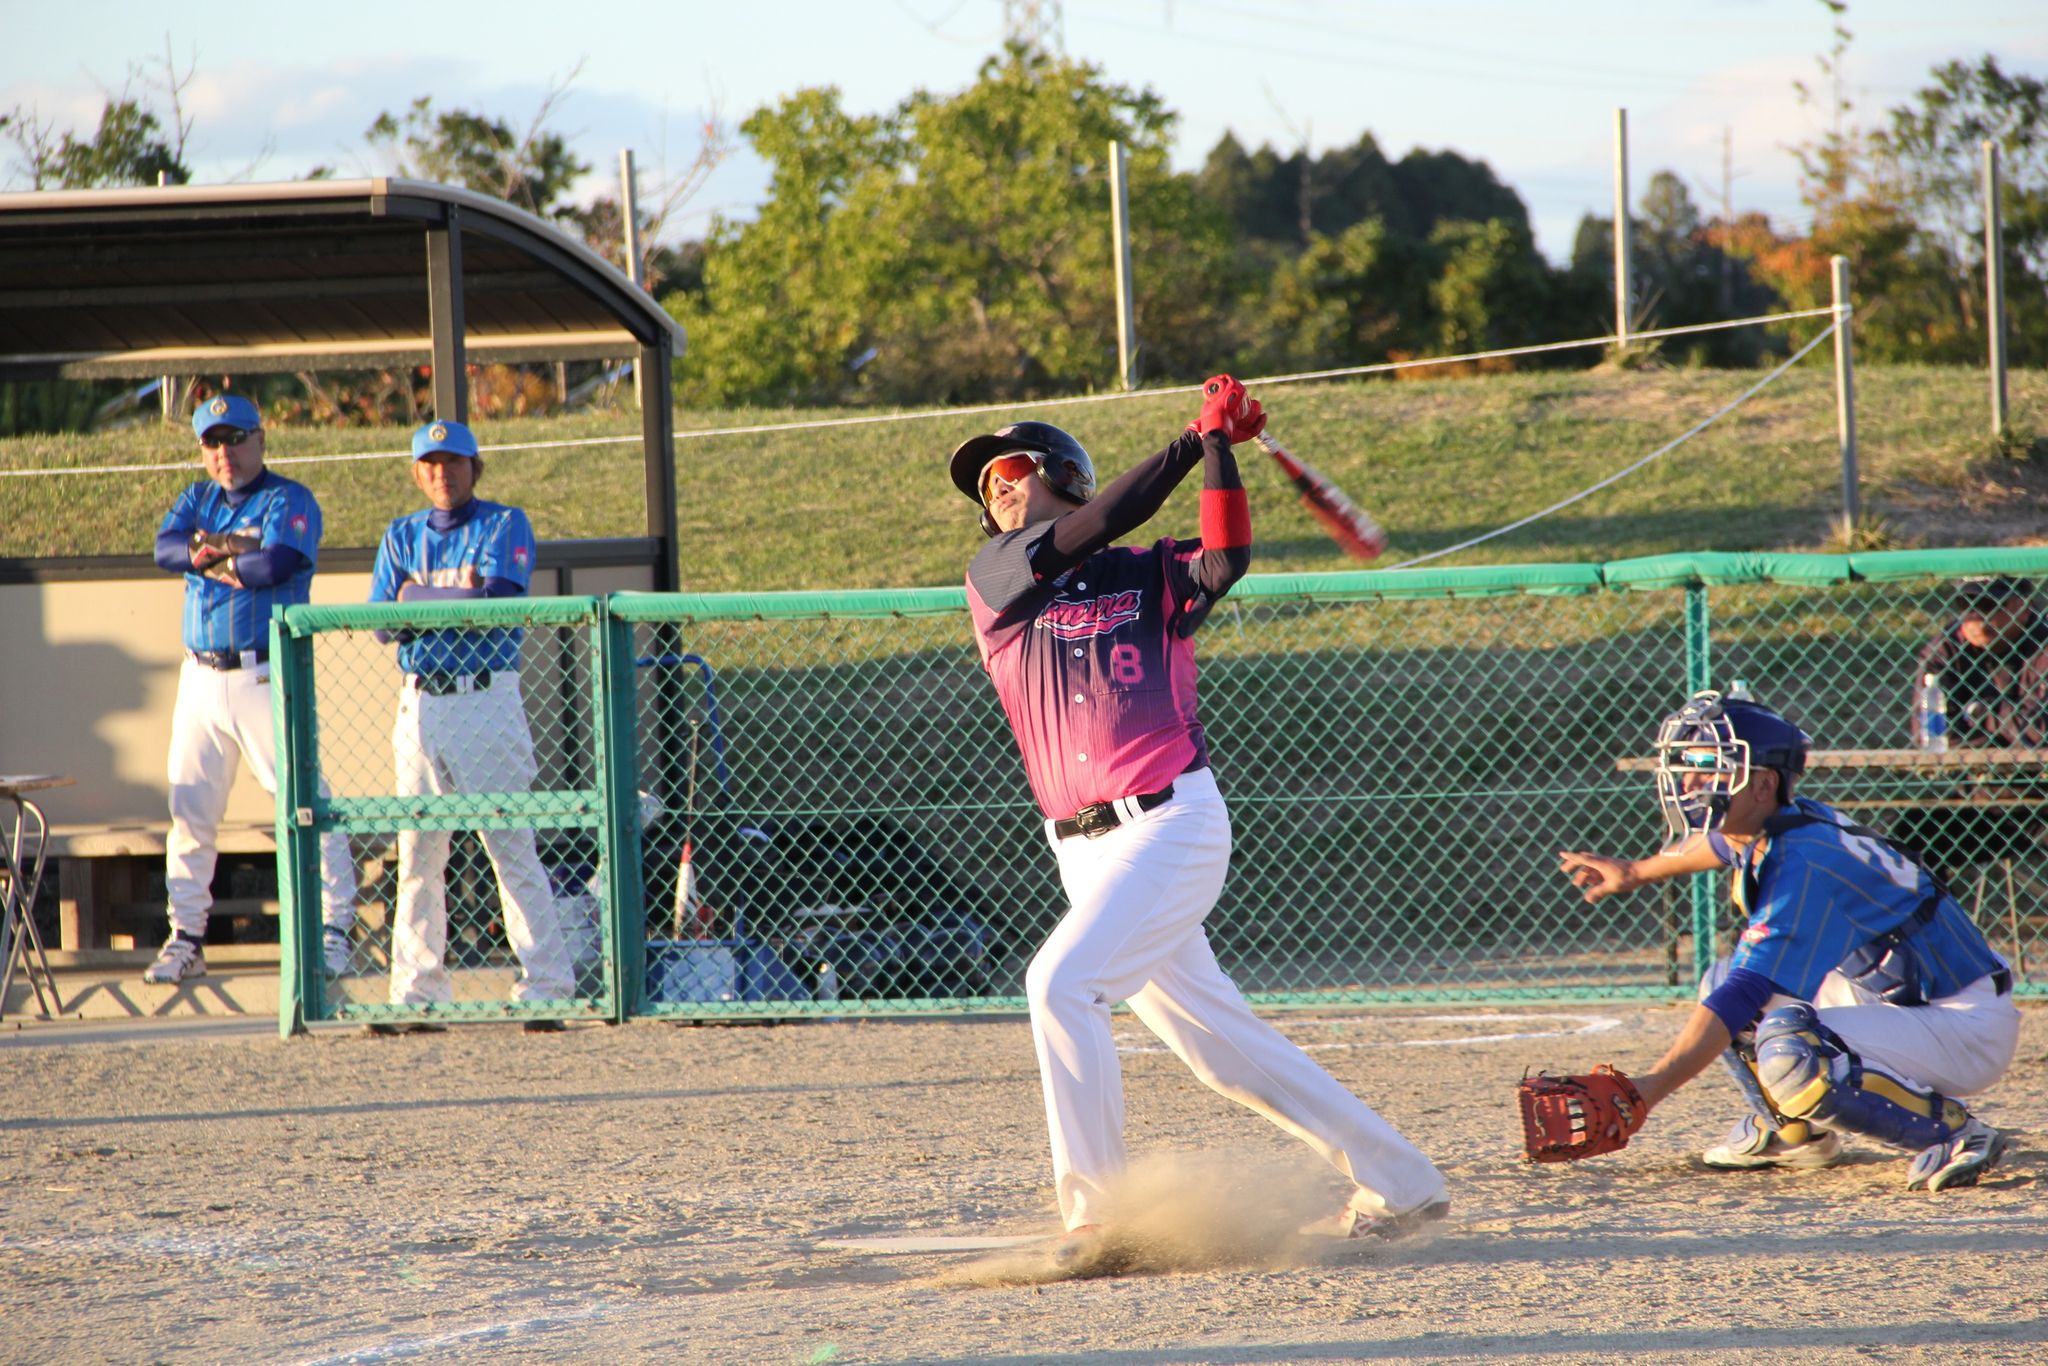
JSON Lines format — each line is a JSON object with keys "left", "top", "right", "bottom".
{"left": 1905, "top": 1116, "right": 2007, "bottom": 1192}
{"left": 143, "top": 933, "right": 207, "bottom": 985}
{"left": 1701, "top": 1114, "right": 1844, "bottom": 1170}
{"left": 1299, "top": 1193, "right": 1451, "bottom": 1241}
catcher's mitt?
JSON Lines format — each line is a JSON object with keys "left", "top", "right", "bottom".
{"left": 1517, "top": 1064, "right": 1646, "bottom": 1163}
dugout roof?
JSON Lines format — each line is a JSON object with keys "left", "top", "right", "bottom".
{"left": 0, "top": 178, "right": 683, "bottom": 589}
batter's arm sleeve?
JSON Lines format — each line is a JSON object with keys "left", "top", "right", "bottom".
{"left": 1192, "top": 431, "right": 1250, "bottom": 600}
{"left": 1031, "top": 432, "right": 1204, "bottom": 579}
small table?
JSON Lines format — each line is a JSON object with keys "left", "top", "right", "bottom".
{"left": 1, "top": 774, "right": 74, "bottom": 1021}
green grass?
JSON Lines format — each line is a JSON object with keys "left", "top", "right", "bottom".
{"left": 4, "top": 363, "right": 2043, "bottom": 589}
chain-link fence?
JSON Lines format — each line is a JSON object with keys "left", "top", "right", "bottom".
{"left": 272, "top": 596, "right": 625, "bottom": 1032}
{"left": 275, "top": 550, "right": 2048, "bottom": 1033}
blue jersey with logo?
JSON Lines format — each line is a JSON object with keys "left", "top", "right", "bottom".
{"left": 1729, "top": 797, "right": 2006, "bottom": 999}
{"left": 369, "top": 499, "right": 536, "bottom": 675}
{"left": 157, "top": 470, "right": 323, "bottom": 653}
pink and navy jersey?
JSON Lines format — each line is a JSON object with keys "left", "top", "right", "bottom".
{"left": 968, "top": 525, "right": 1212, "bottom": 820}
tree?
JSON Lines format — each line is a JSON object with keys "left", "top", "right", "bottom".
{"left": 364, "top": 69, "right": 591, "bottom": 220}
{"left": 672, "top": 48, "right": 1235, "bottom": 407}
{"left": 3, "top": 40, "right": 195, "bottom": 189}
{"left": 1570, "top": 173, "right": 1782, "bottom": 364}
{"left": 1242, "top": 218, "right": 1436, "bottom": 373}
{"left": 1429, "top": 218, "right": 1553, "bottom": 356}
{"left": 1875, "top": 56, "right": 2048, "bottom": 364}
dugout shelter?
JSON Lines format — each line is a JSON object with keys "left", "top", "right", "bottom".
{"left": 0, "top": 179, "right": 686, "bottom": 958}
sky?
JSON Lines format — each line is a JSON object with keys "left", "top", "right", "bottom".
{"left": 5, "top": 0, "right": 2045, "bottom": 264}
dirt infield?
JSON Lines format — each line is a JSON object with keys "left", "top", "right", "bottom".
{"left": 3, "top": 1004, "right": 2045, "bottom": 1365}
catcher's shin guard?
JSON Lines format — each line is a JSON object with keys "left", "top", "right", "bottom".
{"left": 1753, "top": 1004, "right": 1968, "bottom": 1152}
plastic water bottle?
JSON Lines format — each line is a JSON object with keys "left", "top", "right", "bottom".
{"left": 1726, "top": 678, "right": 1756, "bottom": 702}
{"left": 1916, "top": 673, "right": 1949, "bottom": 753}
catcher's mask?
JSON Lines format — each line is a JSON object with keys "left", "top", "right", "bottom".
{"left": 947, "top": 421, "right": 1096, "bottom": 538}
{"left": 1653, "top": 691, "right": 1810, "bottom": 845}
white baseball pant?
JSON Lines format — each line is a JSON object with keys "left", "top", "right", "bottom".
{"left": 1027, "top": 767, "right": 1446, "bottom": 1231}
{"left": 388, "top": 674, "right": 572, "bottom": 1004}
{"left": 1703, "top": 956, "right": 2020, "bottom": 1097}
{"left": 165, "top": 656, "right": 356, "bottom": 938}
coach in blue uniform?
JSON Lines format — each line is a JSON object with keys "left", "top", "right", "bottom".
{"left": 370, "top": 420, "right": 571, "bottom": 1018}
{"left": 1559, "top": 691, "right": 2020, "bottom": 1191}
{"left": 147, "top": 395, "right": 358, "bottom": 984}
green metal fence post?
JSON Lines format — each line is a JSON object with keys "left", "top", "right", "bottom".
{"left": 596, "top": 603, "right": 647, "bottom": 1020}
{"left": 271, "top": 614, "right": 323, "bottom": 1037}
{"left": 1684, "top": 584, "right": 1719, "bottom": 983}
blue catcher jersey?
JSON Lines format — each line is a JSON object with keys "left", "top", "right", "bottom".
{"left": 1729, "top": 797, "right": 2007, "bottom": 1000}
{"left": 369, "top": 500, "right": 536, "bottom": 675}
{"left": 158, "top": 471, "right": 323, "bottom": 653}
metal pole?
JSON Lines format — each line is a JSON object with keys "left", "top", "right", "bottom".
{"left": 620, "top": 149, "right": 645, "bottom": 410}
{"left": 1684, "top": 585, "right": 1717, "bottom": 983}
{"left": 158, "top": 169, "right": 177, "bottom": 423}
{"left": 425, "top": 207, "right": 469, "bottom": 423}
{"left": 1985, "top": 140, "right": 2009, "bottom": 440}
{"left": 1831, "top": 254, "right": 1859, "bottom": 538}
{"left": 1107, "top": 140, "right": 1136, "bottom": 390}
{"left": 1613, "top": 108, "right": 1631, "bottom": 351}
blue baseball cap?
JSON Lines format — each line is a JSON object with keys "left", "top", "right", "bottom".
{"left": 191, "top": 394, "right": 262, "bottom": 441}
{"left": 412, "top": 419, "right": 480, "bottom": 460}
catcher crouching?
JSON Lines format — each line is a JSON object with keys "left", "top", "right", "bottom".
{"left": 1533, "top": 689, "right": 2020, "bottom": 1190}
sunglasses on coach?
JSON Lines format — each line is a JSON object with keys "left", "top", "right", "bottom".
{"left": 200, "top": 427, "right": 256, "bottom": 449}
{"left": 979, "top": 453, "right": 1040, "bottom": 506}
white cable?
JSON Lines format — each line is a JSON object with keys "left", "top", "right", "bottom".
{"left": 0, "top": 305, "right": 1846, "bottom": 479}
{"left": 1384, "top": 321, "right": 1841, "bottom": 571}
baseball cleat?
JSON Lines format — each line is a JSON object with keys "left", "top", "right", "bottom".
{"left": 1906, "top": 1116, "right": 2007, "bottom": 1192}
{"left": 1299, "top": 1194, "right": 1451, "bottom": 1241}
{"left": 143, "top": 934, "right": 207, "bottom": 985}
{"left": 322, "top": 926, "right": 353, "bottom": 977}
{"left": 1701, "top": 1114, "right": 1844, "bottom": 1171}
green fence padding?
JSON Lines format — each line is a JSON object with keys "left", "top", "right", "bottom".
{"left": 1235, "top": 563, "right": 1604, "bottom": 602}
{"left": 282, "top": 596, "right": 602, "bottom": 633}
{"left": 1603, "top": 552, "right": 1855, "bottom": 590}
{"left": 609, "top": 587, "right": 969, "bottom": 621}
{"left": 1847, "top": 547, "right": 2048, "bottom": 583}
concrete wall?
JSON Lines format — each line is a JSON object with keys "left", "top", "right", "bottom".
{"left": 0, "top": 563, "right": 645, "bottom": 831}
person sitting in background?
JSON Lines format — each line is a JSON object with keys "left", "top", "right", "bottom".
{"left": 1914, "top": 576, "right": 2048, "bottom": 746}
{"left": 1893, "top": 576, "right": 2048, "bottom": 886}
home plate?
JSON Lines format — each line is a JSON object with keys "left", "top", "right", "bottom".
{"left": 819, "top": 1233, "right": 1049, "bottom": 1254}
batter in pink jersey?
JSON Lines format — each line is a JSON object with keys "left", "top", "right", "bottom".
{"left": 950, "top": 376, "right": 1447, "bottom": 1271}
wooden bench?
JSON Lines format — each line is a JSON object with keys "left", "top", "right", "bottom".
{"left": 51, "top": 822, "right": 279, "bottom": 951}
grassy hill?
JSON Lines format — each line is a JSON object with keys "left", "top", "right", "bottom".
{"left": 4, "top": 363, "right": 2043, "bottom": 591}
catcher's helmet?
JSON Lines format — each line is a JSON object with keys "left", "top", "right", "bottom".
{"left": 1652, "top": 690, "right": 1810, "bottom": 844}
{"left": 948, "top": 421, "right": 1096, "bottom": 538}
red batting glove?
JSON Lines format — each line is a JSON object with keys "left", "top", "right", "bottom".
{"left": 1190, "top": 374, "right": 1246, "bottom": 436}
{"left": 1224, "top": 396, "right": 1267, "bottom": 443}
{"left": 189, "top": 532, "right": 228, "bottom": 571}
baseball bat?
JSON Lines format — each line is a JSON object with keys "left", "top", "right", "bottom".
{"left": 1254, "top": 431, "right": 1388, "bottom": 561}
{"left": 673, "top": 717, "right": 708, "bottom": 939}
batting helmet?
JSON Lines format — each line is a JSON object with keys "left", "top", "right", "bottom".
{"left": 948, "top": 421, "right": 1097, "bottom": 538}
{"left": 1653, "top": 690, "right": 1810, "bottom": 843}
